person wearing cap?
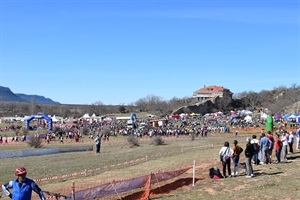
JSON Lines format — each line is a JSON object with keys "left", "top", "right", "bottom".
{"left": 1, "top": 167, "right": 46, "bottom": 200}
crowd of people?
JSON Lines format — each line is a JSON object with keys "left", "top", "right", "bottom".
{"left": 217, "top": 126, "right": 300, "bottom": 179}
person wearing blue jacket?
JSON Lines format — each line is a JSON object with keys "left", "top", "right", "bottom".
{"left": 1, "top": 167, "right": 46, "bottom": 200}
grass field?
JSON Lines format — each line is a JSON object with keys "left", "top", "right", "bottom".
{"left": 0, "top": 128, "right": 299, "bottom": 200}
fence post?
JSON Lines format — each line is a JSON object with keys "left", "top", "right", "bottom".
{"left": 72, "top": 181, "right": 75, "bottom": 200}
{"left": 192, "top": 160, "right": 196, "bottom": 187}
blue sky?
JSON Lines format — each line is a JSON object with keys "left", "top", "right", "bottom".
{"left": 0, "top": 0, "right": 299, "bottom": 105}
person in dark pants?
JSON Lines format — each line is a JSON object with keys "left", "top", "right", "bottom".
{"left": 94, "top": 134, "right": 101, "bottom": 153}
{"left": 288, "top": 131, "right": 294, "bottom": 154}
{"left": 245, "top": 137, "right": 255, "bottom": 178}
{"left": 275, "top": 133, "right": 283, "bottom": 163}
{"left": 219, "top": 141, "right": 233, "bottom": 178}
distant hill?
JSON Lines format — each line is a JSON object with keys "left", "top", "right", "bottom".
{"left": 16, "top": 93, "right": 60, "bottom": 105}
{"left": 0, "top": 86, "right": 60, "bottom": 104}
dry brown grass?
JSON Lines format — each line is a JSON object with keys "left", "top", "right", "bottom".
{"left": 0, "top": 128, "right": 299, "bottom": 200}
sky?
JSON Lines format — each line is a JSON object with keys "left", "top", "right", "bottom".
{"left": 0, "top": 0, "right": 299, "bottom": 105}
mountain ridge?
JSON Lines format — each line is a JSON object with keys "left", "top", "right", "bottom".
{"left": 0, "top": 86, "right": 60, "bottom": 104}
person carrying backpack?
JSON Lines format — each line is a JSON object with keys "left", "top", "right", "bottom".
{"left": 219, "top": 141, "right": 233, "bottom": 178}
{"left": 251, "top": 135, "right": 260, "bottom": 165}
{"left": 245, "top": 137, "right": 255, "bottom": 178}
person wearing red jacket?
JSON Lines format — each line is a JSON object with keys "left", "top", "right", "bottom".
{"left": 275, "top": 133, "right": 283, "bottom": 163}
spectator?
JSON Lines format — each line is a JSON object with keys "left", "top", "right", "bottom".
{"left": 274, "top": 133, "right": 283, "bottom": 163}
{"left": 296, "top": 127, "right": 300, "bottom": 150}
{"left": 251, "top": 135, "right": 260, "bottom": 165}
{"left": 219, "top": 141, "right": 233, "bottom": 178}
{"left": 267, "top": 131, "right": 275, "bottom": 163}
{"left": 281, "top": 131, "right": 288, "bottom": 161}
{"left": 288, "top": 131, "right": 294, "bottom": 154}
{"left": 231, "top": 140, "right": 243, "bottom": 176}
{"left": 260, "top": 133, "right": 272, "bottom": 164}
{"left": 244, "top": 137, "right": 255, "bottom": 178}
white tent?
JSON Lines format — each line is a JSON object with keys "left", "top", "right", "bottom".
{"left": 51, "top": 115, "right": 59, "bottom": 122}
{"left": 288, "top": 114, "right": 298, "bottom": 119}
{"left": 297, "top": 116, "right": 300, "bottom": 123}
{"left": 82, "top": 113, "right": 90, "bottom": 119}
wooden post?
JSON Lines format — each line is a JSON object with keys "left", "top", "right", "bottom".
{"left": 192, "top": 160, "right": 196, "bottom": 187}
{"left": 72, "top": 181, "right": 75, "bottom": 200}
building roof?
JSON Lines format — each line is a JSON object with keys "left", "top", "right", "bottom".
{"left": 195, "top": 85, "right": 229, "bottom": 93}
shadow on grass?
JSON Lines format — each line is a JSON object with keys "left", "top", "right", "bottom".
{"left": 121, "top": 178, "right": 201, "bottom": 200}
{"left": 259, "top": 171, "right": 284, "bottom": 176}
{"left": 287, "top": 153, "right": 300, "bottom": 160}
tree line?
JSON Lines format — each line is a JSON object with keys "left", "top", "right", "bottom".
{"left": 0, "top": 84, "right": 299, "bottom": 117}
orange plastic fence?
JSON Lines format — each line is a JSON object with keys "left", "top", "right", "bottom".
{"left": 35, "top": 165, "right": 192, "bottom": 200}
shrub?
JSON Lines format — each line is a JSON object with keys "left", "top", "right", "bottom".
{"left": 191, "top": 133, "right": 195, "bottom": 141}
{"left": 101, "top": 127, "right": 111, "bottom": 136}
{"left": 27, "top": 136, "right": 43, "bottom": 148}
{"left": 152, "top": 136, "right": 165, "bottom": 146}
{"left": 80, "top": 127, "right": 90, "bottom": 136}
{"left": 127, "top": 134, "right": 140, "bottom": 147}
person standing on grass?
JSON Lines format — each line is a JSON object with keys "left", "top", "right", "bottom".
{"left": 281, "top": 131, "right": 288, "bottom": 161}
{"left": 94, "top": 133, "right": 101, "bottom": 153}
{"left": 2, "top": 167, "right": 46, "bottom": 200}
{"left": 267, "top": 131, "right": 275, "bottom": 163}
{"left": 260, "top": 133, "right": 272, "bottom": 164}
{"left": 296, "top": 127, "right": 300, "bottom": 150}
{"left": 288, "top": 131, "right": 294, "bottom": 154}
{"left": 245, "top": 137, "right": 255, "bottom": 178}
{"left": 219, "top": 141, "right": 233, "bottom": 178}
{"left": 251, "top": 135, "right": 260, "bottom": 165}
{"left": 275, "top": 133, "right": 283, "bottom": 163}
{"left": 231, "top": 140, "right": 243, "bottom": 176}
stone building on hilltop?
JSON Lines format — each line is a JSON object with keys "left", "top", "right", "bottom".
{"left": 193, "top": 85, "right": 233, "bottom": 102}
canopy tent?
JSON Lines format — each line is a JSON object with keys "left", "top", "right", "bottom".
{"left": 244, "top": 115, "right": 252, "bottom": 123}
{"left": 288, "top": 114, "right": 299, "bottom": 119}
{"left": 274, "top": 114, "right": 282, "bottom": 119}
{"left": 51, "top": 115, "right": 60, "bottom": 122}
{"left": 240, "top": 110, "right": 253, "bottom": 116}
{"left": 282, "top": 114, "right": 291, "bottom": 120}
{"left": 297, "top": 116, "right": 300, "bottom": 123}
{"left": 82, "top": 113, "right": 90, "bottom": 119}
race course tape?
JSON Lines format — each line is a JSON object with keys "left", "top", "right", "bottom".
{"left": 33, "top": 143, "right": 219, "bottom": 183}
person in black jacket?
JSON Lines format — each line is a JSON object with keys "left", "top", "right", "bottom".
{"left": 245, "top": 137, "right": 255, "bottom": 178}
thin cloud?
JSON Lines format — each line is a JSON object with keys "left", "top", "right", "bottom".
{"left": 75, "top": 7, "right": 300, "bottom": 25}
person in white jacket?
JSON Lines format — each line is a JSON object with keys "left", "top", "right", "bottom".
{"left": 281, "top": 131, "right": 288, "bottom": 161}
{"left": 219, "top": 141, "right": 234, "bottom": 178}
